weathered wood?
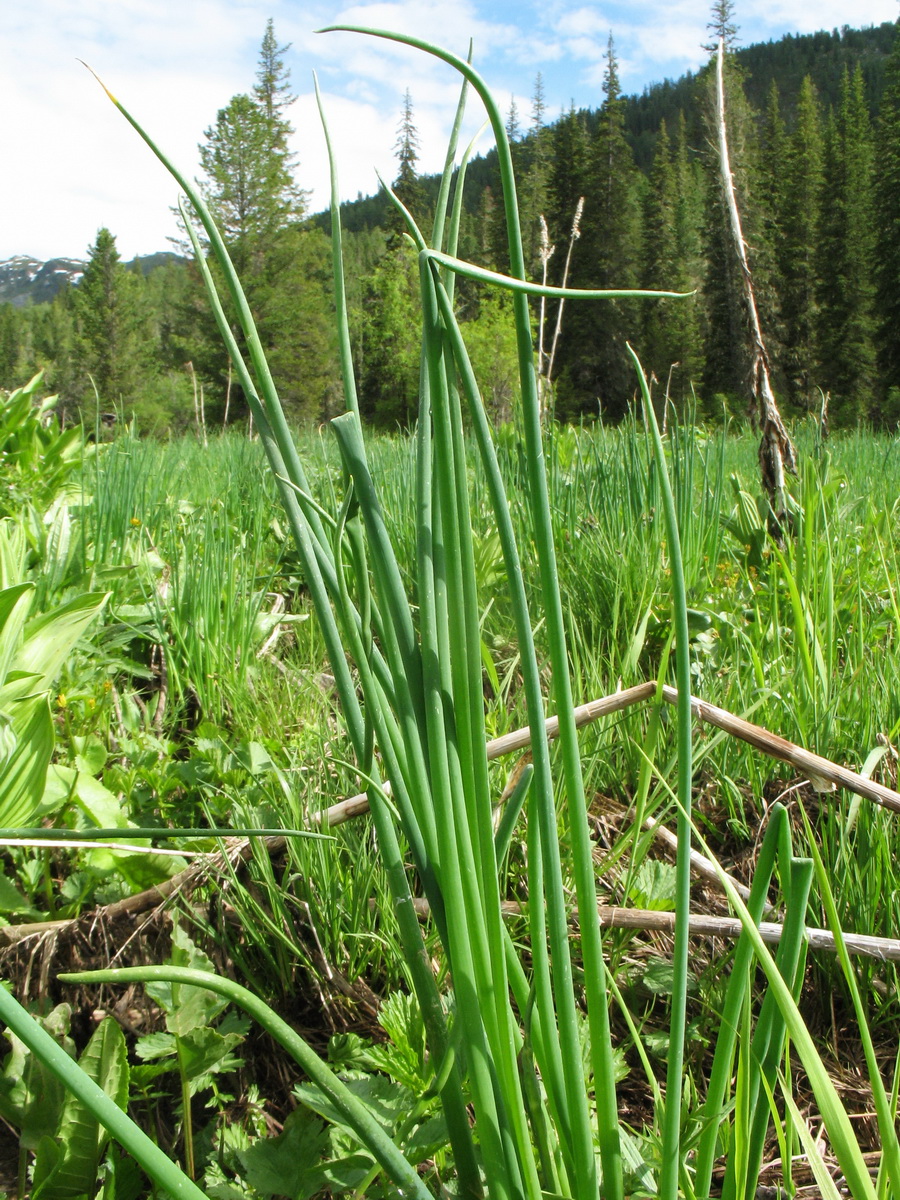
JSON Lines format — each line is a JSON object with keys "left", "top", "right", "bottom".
{"left": 715, "top": 37, "right": 796, "bottom": 507}
{"left": 398, "top": 897, "right": 900, "bottom": 963}
{"left": 10, "top": 683, "right": 899, "bottom": 949}
{"left": 662, "top": 686, "right": 900, "bottom": 813}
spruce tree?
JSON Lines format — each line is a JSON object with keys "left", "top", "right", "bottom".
{"left": 873, "top": 21, "right": 900, "bottom": 415}
{"left": 186, "top": 22, "right": 334, "bottom": 421}
{"left": 254, "top": 18, "right": 296, "bottom": 122}
{"left": 198, "top": 92, "right": 304, "bottom": 271}
{"left": 505, "top": 96, "right": 521, "bottom": 143}
{"left": 780, "top": 76, "right": 824, "bottom": 407}
{"left": 0, "top": 306, "right": 19, "bottom": 388}
{"left": 358, "top": 249, "right": 421, "bottom": 426}
{"left": 704, "top": 0, "right": 739, "bottom": 52}
{"left": 817, "top": 66, "right": 876, "bottom": 421}
{"left": 642, "top": 121, "right": 679, "bottom": 375}
{"left": 519, "top": 73, "right": 552, "bottom": 275}
{"left": 672, "top": 111, "right": 706, "bottom": 386}
{"left": 561, "top": 35, "right": 641, "bottom": 416}
{"left": 73, "top": 228, "right": 153, "bottom": 410}
{"left": 643, "top": 118, "right": 704, "bottom": 399}
{"left": 548, "top": 104, "right": 588, "bottom": 248}
{"left": 700, "top": 25, "right": 768, "bottom": 404}
{"left": 392, "top": 89, "right": 427, "bottom": 230}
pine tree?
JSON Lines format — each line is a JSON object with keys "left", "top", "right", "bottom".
{"left": 254, "top": 18, "right": 296, "bottom": 123}
{"left": 505, "top": 96, "right": 521, "bottom": 143}
{"left": 519, "top": 73, "right": 552, "bottom": 276}
{"left": 561, "top": 34, "right": 641, "bottom": 416}
{"left": 358, "top": 248, "right": 421, "bottom": 426}
{"left": 30, "top": 289, "right": 81, "bottom": 419}
{"left": 873, "top": 21, "right": 900, "bottom": 415}
{"left": 780, "top": 76, "right": 824, "bottom": 407}
{"left": 198, "top": 23, "right": 305, "bottom": 264}
{"left": 392, "top": 89, "right": 427, "bottom": 229}
{"left": 672, "top": 111, "right": 705, "bottom": 386}
{"left": 642, "top": 120, "right": 679, "bottom": 374}
{"left": 704, "top": 0, "right": 739, "bottom": 52}
{"left": 186, "top": 22, "right": 334, "bottom": 421}
{"left": 531, "top": 73, "right": 546, "bottom": 132}
{"left": 73, "top": 228, "right": 153, "bottom": 409}
{"left": 817, "top": 66, "right": 876, "bottom": 421}
{"left": 198, "top": 93, "right": 303, "bottom": 270}
{"left": 548, "top": 104, "right": 588, "bottom": 245}
{"left": 642, "top": 118, "right": 704, "bottom": 398}
{"left": 700, "top": 29, "right": 767, "bottom": 404}
{"left": 0, "top": 305, "right": 19, "bottom": 388}
{"left": 752, "top": 81, "right": 788, "bottom": 391}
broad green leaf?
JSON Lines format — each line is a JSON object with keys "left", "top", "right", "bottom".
{"left": 0, "top": 1004, "right": 73, "bottom": 1149}
{"left": 239, "top": 1107, "right": 329, "bottom": 1198}
{"left": 31, "top": 1134, "right": 64, "bottom": 1199}
{"left": 40, "top": 1018, "right": 130, "bottom": 1200}
{"left": 0, "top": 872, "right": 33, "bottom": 914}
{"left": 14, "top": 591, "right": 108, "bottom": 697}
{"left": 627, "top": 860, "right": 678, "bottom": 912}
{"left": 144, "top": 926, "right": 229, "bottom": 1034}
{"left": 177, "top": 1026, "right": 244, "bottom": 1087}
{"left": 0, "top": 583, "right": 33, "bottom": 688}
{"left": 73, "top": 735, "right": 108, "bottom": 777}
{"left": 295, "top": 1073, "right": 413, "bottom": 1135}
{"left": 133, "top": 1031, "right": 177, "bottom": 1061}
{"left": 0, "top": 521, "right": 27, "bottom": 590}
{"left": 0, "top": 695, "right": 54, "bottom": 827}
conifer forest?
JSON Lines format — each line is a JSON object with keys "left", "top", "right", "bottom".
{"left": 3, "top": 15, "right": 900, "bottom": 431}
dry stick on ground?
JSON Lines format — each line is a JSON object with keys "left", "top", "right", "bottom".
{"left": 10, "top": 683, "right": 900, "bottom": 959}
{"left": 392, "top": 897, "right": 900, "bottom": 965}
{"left": 715, "top": 37, "right": 797, "bottom": 512}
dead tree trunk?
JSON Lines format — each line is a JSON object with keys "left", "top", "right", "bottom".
{"left": 715, "top": 38, "right": 797, "bottom": 515}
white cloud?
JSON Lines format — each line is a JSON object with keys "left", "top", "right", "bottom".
{"left": 556, "top": 7, "right": 610, "bottom": 38}
{"left": 2, "top": 0, "right": 896, "bottom": 261}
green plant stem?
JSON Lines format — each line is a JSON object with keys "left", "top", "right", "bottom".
{"left": 628, "top": 344, "right": 693, "bottom": 1200}
{"left": 693, "top": 805, "right": 788, "bottom": 1198}
{"left": 60, "top": 967, "right": 434, "bottom": 1200}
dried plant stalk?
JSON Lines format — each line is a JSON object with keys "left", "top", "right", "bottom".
{"left": 714, "top": 38, "right": 796, "bottom": 511}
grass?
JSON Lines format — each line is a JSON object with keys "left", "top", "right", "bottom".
{"left": 8, "top": 382, "right": 900, "bottom": 1195}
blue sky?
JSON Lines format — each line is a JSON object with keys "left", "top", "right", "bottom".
{"left": 1, "top": 0, "right": 897, "bottom": 261}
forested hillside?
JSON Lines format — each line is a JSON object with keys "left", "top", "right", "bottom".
{"left": 2, "top": 14, "right": 899, "bottom": 430}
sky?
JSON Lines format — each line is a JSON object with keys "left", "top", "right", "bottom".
{"left": 2, "top": 0, "right": 898, "bottom": 263}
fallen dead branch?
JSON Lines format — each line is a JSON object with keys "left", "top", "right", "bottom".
{"left": 8, "top": 683, "right": 899, "bottom": 952}
{"left": 393, "top": 897, "right": 900, "bottom": 964}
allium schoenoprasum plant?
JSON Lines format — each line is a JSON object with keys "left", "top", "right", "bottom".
{"left": 1, "top": 28, "right": 897, "bottom": 1200}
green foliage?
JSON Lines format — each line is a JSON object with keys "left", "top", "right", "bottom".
{"left": 358, "top": 245, "right": 422, "bottom": 426}
{"left": 0, "top": 519, "right": 107, "bottom": 829}
{"left": 560, "top": 35, "right": 643, "bottom": 417}
{"left": 0, "top": 1003, "right": 74, "bottom": 1155}
{"left": 73, "top": 228, "right": 155, "bottom": 412}
{"left": 9, "top": 28, "right": 900, "bottom": 1200}
{"left": 873, "top": 21, "right": 900, "bottom": 407}
{"left": 31, "top": 1017, "right": 129, "bottom": 1200}
{"left": 391, "top": 89, "right": 427, "bottom": 234}
{"left": 0, "top": 374, "right": 85, "bottom": 517}
{"left": 779, "top": 76, "right": 825, "bottom": 408}
{"left": 199, "top": 95, "right": 301, "bottom": 260}
{"left": 816, "top": 66, "right": 876, "bottom": 422}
